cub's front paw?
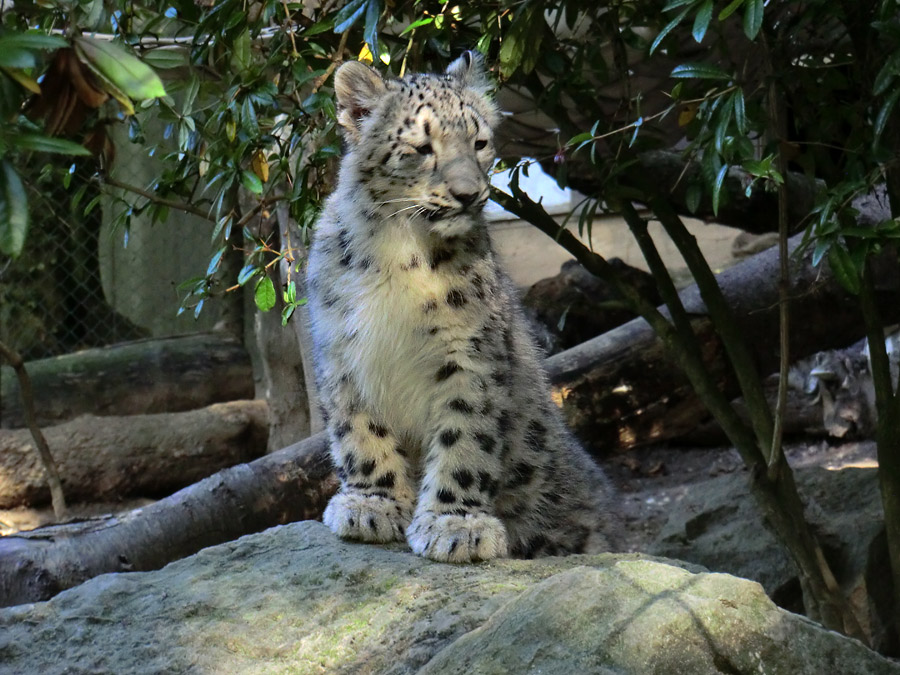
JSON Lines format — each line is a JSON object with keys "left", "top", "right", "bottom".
{"left": 406, "top": 511, "right": 509, "bottom": 563}
{"left": 323, "top": 492, "right": 412, "bottom": 544}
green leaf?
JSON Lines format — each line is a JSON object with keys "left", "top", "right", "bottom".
{"left": 712, "top": 163, "right": 728, "bottom": 216}
{"left": 281, "top": 304, "right": 295, "bottom": 326}
{"left": 74, "top": 37, "right": 166, "bottom": 100}
{"left": 400, "top": 16, "right": 434, "bottom": 35}
{"left": 650, "top": 6, "right": 692, "bottom": 55}
{"left": 827, "top": 245, "right": 860, "bottom": 294}
{"left": 206, "top": 246, "right": 226, "bottom": 276}
{"left": 874, "top": 88, "right": 900, "bottom": 146}
{"left": 12, "top": 134, "right": 91, "bottom": 155}
{"left": 0, "top": 33, "right": 67, "bottom": 52}
{"left": 670, "top": 63, "right": 730, "bottom": 80}
{"left": 499, "top": 4, "right": 544, "bottom": 78}
{"left": 140, "top": 48, "right": 188, "bottom": 70}
{"left": 692, "top": 0, "right": 713, "bottom": 43}
{"left": 363, "top": 0, "right": 382, "bottom": 52}
{"left": 231, "top": 29, "right": 252, "bottom": 75}
{"left": 254, "top": 276, "right": 276, "bottom": 311}
{"left": 238, "top": 264, "right": 260, "bottom": 285}
{"left": 568, "top": 131, "right": 593, "bottom": 146}
{"left": 334, "top": 0, "right": 367, "bottom": 34}
{"left": 718, "top": 0, "right": 744, "bottom": 21}
{"left": 0, "top": 160, "right": 29, "bottom": 257}
{"left": 743, "top": 0, "right": 763, "bottom": 40}
{"left": 873, "top": 54, "right": 900, "bottom": 96}
{"left": 685, "top": 183, "right": 702, "bottom": 213}
{"left": 241, "top": 170, "right": 263, "bottom": 195}
{"left": 0, "top": 48, "right": 36, "bottom": 69}
{"left": 732, "top": 89, "right": 746, "bottom": 134}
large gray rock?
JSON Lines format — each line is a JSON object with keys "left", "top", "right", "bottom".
{"left": 649, "top": 464, "right": 888, "bottom": 647}
{"left": 0, "top": 521, "right": 894, "bottom": 675}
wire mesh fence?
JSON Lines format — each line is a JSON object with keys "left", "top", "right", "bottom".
{"left": 0, "top": 154, "right": 218, "bottom": 362}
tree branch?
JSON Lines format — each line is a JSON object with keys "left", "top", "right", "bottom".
{"left": 0, "top": 341, "right": 66, "bottom": 520}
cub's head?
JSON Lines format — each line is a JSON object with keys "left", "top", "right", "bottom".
{"left": 334, "top": 51, "right": 501, "bottom": 237}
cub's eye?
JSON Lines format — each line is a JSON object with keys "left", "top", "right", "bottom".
{"left": 474, "top": 139, "right": 488, "bottom": 151}
{"left": 416, "top": 143, "right": 434, "bottom": 155}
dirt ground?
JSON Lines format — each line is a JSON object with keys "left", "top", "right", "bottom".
{"left": 606, "top": 438, "right": 878, "bottom": 553}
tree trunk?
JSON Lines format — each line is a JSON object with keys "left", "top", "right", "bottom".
{"left": 547, "top": 234, "right": 900, "bottom": 452}
{"left": 276, "top": 203, "right": 325, "bottom": 435}
{"left": 0, "top": 400, "right": 269, "bottom": 508}
{"left": 0, "top": 333, "right": 253, "bottom": 428}
{"left": 0, "top": 433, "right": 334, "bottom": 607}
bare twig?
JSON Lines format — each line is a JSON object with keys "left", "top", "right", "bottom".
{"left": 0, "top": 341, "right": 67, "bottom": 519}
{"left": 311, "top": 31, "right": 348, "bottom": 93}
{"left": 767, "top": 78, "right": 792, "bottom": 474}
{"left": 102, "top": 176, "right": 214, "bottom": 222}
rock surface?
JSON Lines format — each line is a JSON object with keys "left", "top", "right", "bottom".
{"left": 0, "top": 521, "right": 895, "bottom": 675}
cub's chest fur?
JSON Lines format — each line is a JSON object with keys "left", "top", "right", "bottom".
{"left": 338, "top": 226, "right": 474, "bottom": 436}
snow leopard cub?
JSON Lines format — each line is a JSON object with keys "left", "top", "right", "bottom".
{"left": 306, "top": 51, "right": 615, "bottom": 563}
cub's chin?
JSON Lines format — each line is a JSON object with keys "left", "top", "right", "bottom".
{"left": 426, "top": 212, "right": 482, "bottom": 238}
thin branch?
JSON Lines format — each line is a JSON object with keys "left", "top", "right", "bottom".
{"left": 767, "top": 78, "right": 792, "bottom": 473}
{"left": 0, "top": 341, "right": 67, "bottom": 520}
{"left": 102, "top": 176, "right": 214, "bottom": 222}
{"left": 311, "top": 31, "right": 348, "bottom": 93}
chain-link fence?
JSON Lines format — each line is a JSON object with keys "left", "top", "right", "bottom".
{"left": 1, "top": 150, "right": 223, "bottom": 362}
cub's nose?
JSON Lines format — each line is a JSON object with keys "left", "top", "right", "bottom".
{"left": 452, "top": 191, "right": 479, "bottom": 208}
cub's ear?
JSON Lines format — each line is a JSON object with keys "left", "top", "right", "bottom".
{"left": 445, "top": 50, "right": 489, "bottom": 92}
{"left": 334, "top": 61, "right": 387, "bottom": 141}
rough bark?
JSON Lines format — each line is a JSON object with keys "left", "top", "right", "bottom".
{"left": 276, "top": 203, "right": 325, "bottom": 435}
{"left": 547, "top": 234, "right": 900, "bottom": 452}
{"left": 0, "top": 400, "right": 269, "bottom": 508}
{"left": 254, "top": 289, "right": 312, "bottom": 452}
{"left": 0, "top": 432, "right": 334, "bottom": 608}
{"left": 0, "top": 333, "right": 254, "bottom": 428}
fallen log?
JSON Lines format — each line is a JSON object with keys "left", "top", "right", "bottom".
{"left": 546, "top": 236, "right": 900, "bottom": 452}
{"left": 0, "top": 400, "right": 269, "bottom": 508}
{"left": 0, "top": 433, "right": 334, "bottom": 607}
{"left": 0, "top": 333, "right": 254, "bottom": 428}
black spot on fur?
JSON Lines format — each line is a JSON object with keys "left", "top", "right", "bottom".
{"left": 375, "top": 472, "right": 396, "bottom": 489}
{"left": 506, "top": 462, "right": 535, "bottom": 489}
{"left": 462, "top": 498, "right": 482, "bottom": 508}
{"left": 448, "top": 398, "right": 474, "bottom": 414}
{"left": 424, "top": 121, "right": 431, "bottom": 136}
{"left": 402, "top": 255, "right": 420, "bottom": 270}
{"left": 368, "top": 421, "right": 389, "bottom": 438}
{"left": 497, "top": 411, "right": 511, "bottom": 434}
{"left": 423, "top": 299, "right": 438, "bottom": 313}
{"left": 474, "top": 433, "right": 496, "bottom": 454}
{"left": 452, "top": 468, "right": 474, "bottom": 489}
{"left": 439, "top": 428, "right": 461, "bottom": 447}
{"left": 437, "top": 488, "right": 457, "bottom": 504}
{"left": 368, "top": 516, "right": 377, "bottom": 531}
{"left": 431, "top": 247, "right": 455, "bottom": 269}
{"left": 436, "top": 362, "right": 462, "bottom": 381}
{"left": 477, "top": 470, "right": 493, "bottom": 493}
{"left": 334, "top": 421, "right": 351, "bottom": 439}
{"left": 447, "top": 289, "right": 467, "bottom": 307}
{"left": 360, "top": 459, "right": 377, "bottom": 477}
{"left": 381, "top": 152, "right": 392, "bottom": 165}
{"left": 525, "top": 419, "right": 548, "bottom": 452}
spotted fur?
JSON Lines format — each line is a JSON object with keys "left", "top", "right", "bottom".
{"left": 306, "top": 52, "right": 616, "bottom": 563}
